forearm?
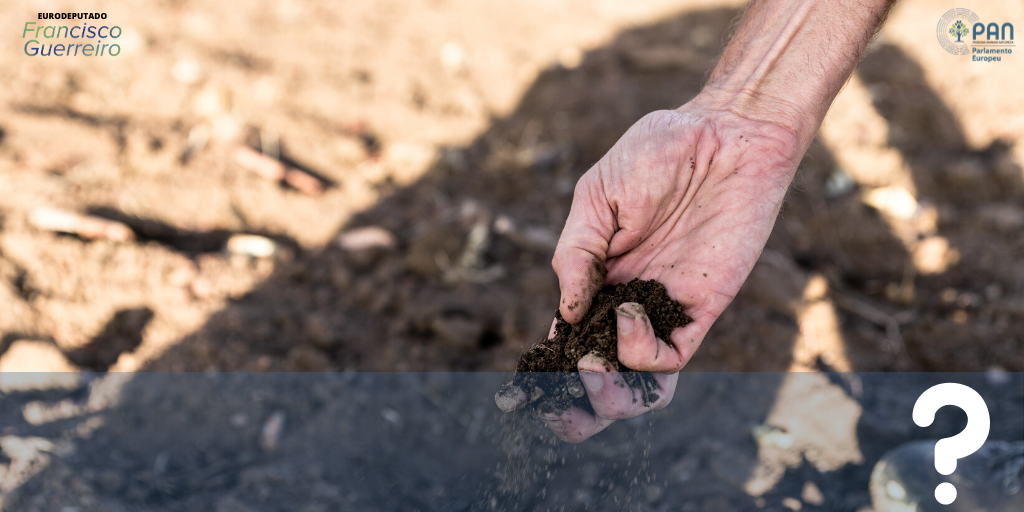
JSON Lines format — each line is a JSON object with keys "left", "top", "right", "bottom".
{"left": 696, "top": 0, "right": 895, "bottom": 148}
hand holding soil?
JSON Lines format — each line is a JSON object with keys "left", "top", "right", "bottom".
{"left": 497, "top": 99, "right": 803, "bottom": 442}
{"left": 493, "top": 0, "right": 898, "bottom": 443}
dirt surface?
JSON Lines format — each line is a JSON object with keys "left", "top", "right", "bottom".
{"left": 1, "top": 0, "right": 1023, "bottom": 510}
{"left": 1, "top": 1, "right": 1022, "bottom": 376}
{"left": 512, "top": 279, "right": 692, "bottom": 412}
{"left": 1, "top": 372, "right": 1021, "bottom": 512}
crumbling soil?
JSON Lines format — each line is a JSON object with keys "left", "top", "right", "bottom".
{"left": 512, "top": 278, "right": 692, "bottom": 412}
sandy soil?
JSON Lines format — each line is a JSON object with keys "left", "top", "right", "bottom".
{"left": 0, "top": 0, "right": 1022, "bottom": 510}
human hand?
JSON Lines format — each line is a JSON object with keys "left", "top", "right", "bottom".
{"left": 498, "top": 94, "right": 803, "bottom": 442}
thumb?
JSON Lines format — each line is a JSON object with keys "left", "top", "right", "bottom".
{"left": 615, "top": 302, "right": 687, "bottom": 372}
{"left": 552, "top": 178, "right": 614, "bottom": 324}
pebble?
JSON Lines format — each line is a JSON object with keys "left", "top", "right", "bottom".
{"left": 782, "top": 497, "right": 802, "bottom": 510}
{"left": 260, "top": 411, "right": 286, "bottom": 451}
{"left": 336, "top": 226, "right": 396, "bottom": 251}
{"left": 28, "top": 207, "right": 134, "bottom": 242}
{"left": 380, "top": 408, "right": 403, "bottom": 428}
{"left": 861, "top": 186, "right": 919, "bottom": 220}
{"left": 226, "top": 234, "right": 277, "bottom": 258}
{"left": 282, "top": 168, "right": 324, "bottom": 196}
{"left": 232, "top": 145, "right": 286, "bottom": 181}
{"left": 801, "top": 481, "right": 825, "bottom": 506}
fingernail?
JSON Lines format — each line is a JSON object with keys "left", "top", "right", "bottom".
{"left": 615, "top": 308, "right": 635, "bottom": 335}
{"left": 538, "top": 412, "right": 560, "bottom": 422}
{"left": 580, "top": 372, "right": 604, "bottom": 392}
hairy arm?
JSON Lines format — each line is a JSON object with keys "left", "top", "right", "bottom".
{"left": 699, "top": 0, "right": 895, "bottom": 153}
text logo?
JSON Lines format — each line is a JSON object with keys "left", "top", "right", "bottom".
{"left": 937, "top": 8, "right": 1015, "bottom": 62}
{"left": 22, "top": 20, "right": 122, "bottom": 57}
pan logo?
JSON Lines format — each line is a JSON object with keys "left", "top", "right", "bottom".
{"left": 937, "top": 8, "right": 1015, "bottom": 62}
{"left": 937, "top": 8, "right": 980, "bottom": 55}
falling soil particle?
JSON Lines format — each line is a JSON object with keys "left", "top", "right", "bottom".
{"left": 512, "top": 278, "right": 691, "bottom": 413}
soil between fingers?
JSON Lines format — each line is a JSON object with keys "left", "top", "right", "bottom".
{"left": 512, "top": 278, "right": 692, "bottom": 413}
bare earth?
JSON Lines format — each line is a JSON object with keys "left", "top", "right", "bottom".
{"left": 0, "top": 0, "right": 1022, "bottom": 510}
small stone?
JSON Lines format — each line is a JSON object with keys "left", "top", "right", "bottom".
{"left": 28, "top": 207, "right": 134, "bottom": 242}
{"left": 781, "top": 497, "right": 802, "bottom": 511}
{"left": 913, "top": 236, "right": 958, "bottom": 274}
{"left": 801, "top": 481, "right": 825, "bottom": 506}
{"left": 380, "top": 408, "right": 403, "bottom": 428}
{"left": 282, "top": 168, "right": 324, "bottom": 196}
{"left": 260, "top": 411, "right": 286, "bottom": 451}
{"left": 226, "top": 234, "right": 276, "bottom": 258}
{"left": 232, "top": 145, "right": 285, "bottom": 181}
{"left": 336, "top": 226, "right": 396, "bottom": 251}
{"left": 861, "top": 186, "right": 919, "bottom": 220}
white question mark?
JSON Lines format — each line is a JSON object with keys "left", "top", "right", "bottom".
{"left": 912, "top": 383, "right": 990, "bottom": 505}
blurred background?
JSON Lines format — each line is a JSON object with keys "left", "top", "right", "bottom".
{"left": 0, "top": 0, "right": 1022, "bottom": 510}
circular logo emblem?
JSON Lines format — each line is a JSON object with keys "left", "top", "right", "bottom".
{"left": 937, "top": 8, "right": 979, "bottom": 55}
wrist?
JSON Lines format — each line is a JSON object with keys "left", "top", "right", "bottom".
{"left": 689, "top": 0, "right": 895, "bottom": 150}
{"left": 686, "top": 86, "right": 813, "bottom": 147}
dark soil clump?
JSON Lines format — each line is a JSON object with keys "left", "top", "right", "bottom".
{"left": 512, "top": 278, "right": 692, "bottom": 413}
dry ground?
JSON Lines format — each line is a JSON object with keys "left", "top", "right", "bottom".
{"left": 0, "top": 0, "right": 1022, "bottom": 510}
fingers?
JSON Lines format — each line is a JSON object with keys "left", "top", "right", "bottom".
{"left": 539, "top": 406, "right": 615, "bottom": 443}
{"left": 541, "top": 354, "right": 678, "bottom": 443}
{"left": 578, "top": 352, "right": 677, "bottom": 418}
{"left": 494, "top": 381, "right": 527, "bottom": 413}
{"left": 615, "top": 302, "right": 691, "bottom": 372}
{"left": 552, "top": 245, "right": 608, "bottom": 324}
{"left": 665, "top": 307, "right": 717, "bottom": 366}
{"left": 552, "top": 178, "right": 614, "bottom": 324}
